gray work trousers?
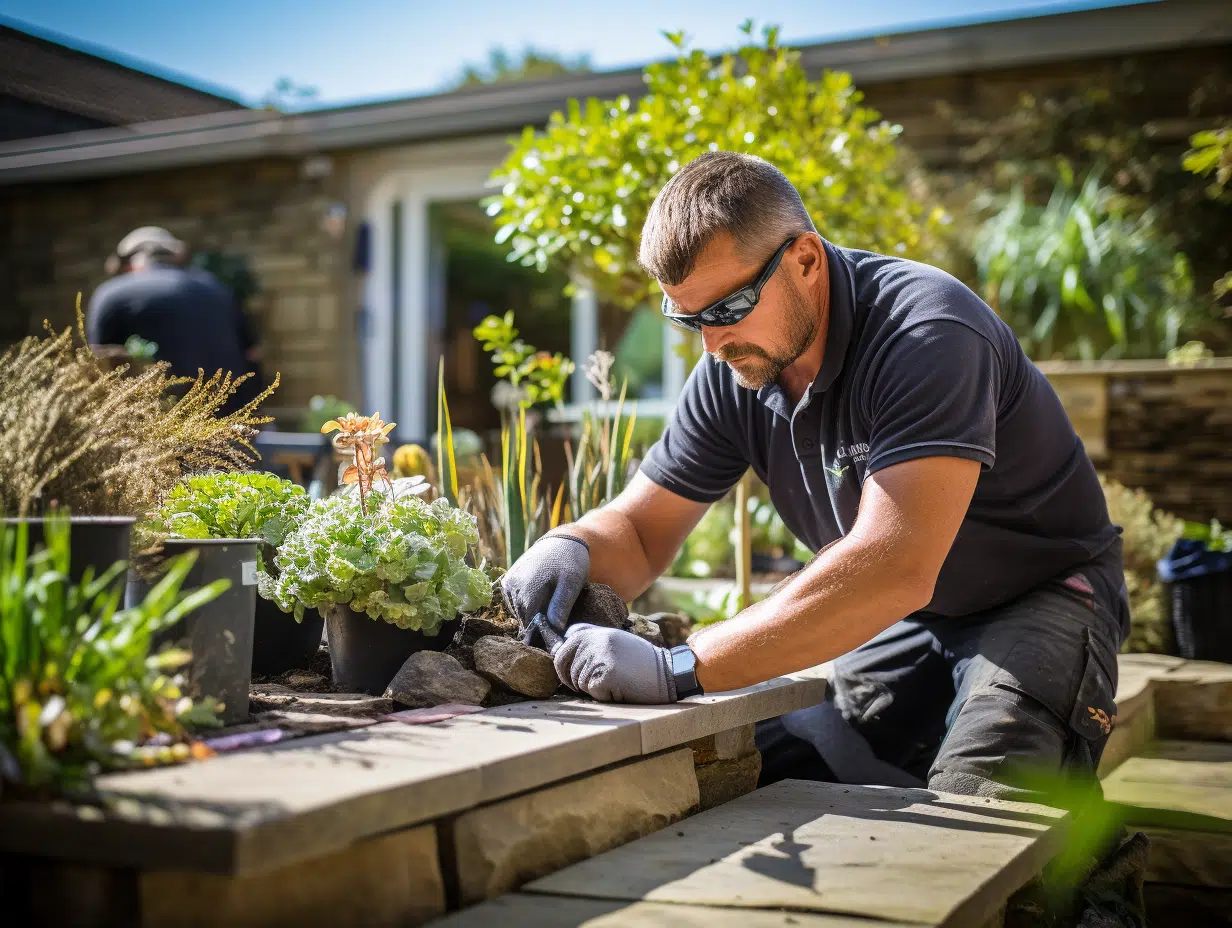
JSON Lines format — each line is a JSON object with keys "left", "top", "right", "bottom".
{"left": 756, "top": 572, "right": 1124, "bottom": 800}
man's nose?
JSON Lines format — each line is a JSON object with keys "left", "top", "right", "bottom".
{"left": 700, "top": 326, "right": 726, "bottom": 354}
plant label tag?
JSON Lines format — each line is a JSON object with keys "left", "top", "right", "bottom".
{"left": 242, "top": 561, "right": 258, "bottom": 586}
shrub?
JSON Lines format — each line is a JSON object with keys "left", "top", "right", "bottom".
{"left": 0, "top": 305, "right": 275, "bottom": 518}
{"left": 0, "top": 518, "right": 225, "bottom": 797}
{"left": 975, "top": 170, "right": 1202, "bottom": 360}
{"left": 1100, "top": 476, "right": 1183, "bottom": 653}
{"left": 264, "top": 492, "right": 492, "bottom": 632}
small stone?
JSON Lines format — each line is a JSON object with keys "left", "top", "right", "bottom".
{"left": 570, "top": 583, "right": 631, "bottom": 631}
{"left": 648, "top": 613, "right": 693, "bottom": 648}
{"left": 385, "top": 651, "right": 490, "bottom": 709}
{"left": 281, "top": 670, "right": 331, "bottom": 691}
{"left": 627, "top": 615, "right": 665, "bottom": 648}
{"left": 447, "top": 614, "right": 520, "bottom": 669}
{"left": 473, "top": 636, "right": 560, "bottom": 699}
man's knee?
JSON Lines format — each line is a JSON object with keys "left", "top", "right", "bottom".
{"left": 929, "top": 610, "right": 1118, "bottom": 799}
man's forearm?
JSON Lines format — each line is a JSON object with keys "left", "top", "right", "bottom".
{"left": 688, "top": 535, "right": 933, "bottom": 692}
{"left": 555, "top": 507, "right": 657, "bottom": 602}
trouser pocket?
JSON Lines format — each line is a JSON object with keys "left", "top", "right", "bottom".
{"left": 1065, "top": 627, "right": 1119, "bottom": 769}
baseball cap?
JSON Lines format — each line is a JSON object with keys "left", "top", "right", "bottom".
{"left": 116, "top": 226, "right": 186, "bottom": 259}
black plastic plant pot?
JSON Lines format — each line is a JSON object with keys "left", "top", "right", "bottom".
{"left": 1, "top": 516, "right": 135, "bottom": 588}
{"left": 323, "top": 603, "right": 459, "bottom": 696}
{"left": 125, "top": 538, "right": 259, "bottom": 725}
{"left": 252, "top": 597, "right": 325, "bottom": 677}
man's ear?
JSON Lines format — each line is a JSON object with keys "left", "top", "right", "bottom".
{"left": 794, "top": 233, "right": 825, "bottom": 282}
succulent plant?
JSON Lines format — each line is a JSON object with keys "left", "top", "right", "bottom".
{"left": 263, "top": 491, "right": 492, "bottom": 632}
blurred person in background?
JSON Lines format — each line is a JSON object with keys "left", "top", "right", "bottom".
{"left": 87, "top": 226, "right": 266, "bottom": 414}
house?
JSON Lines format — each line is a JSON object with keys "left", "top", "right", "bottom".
{"left": 0, "top": 0, "right": 1229, "bottom": 444}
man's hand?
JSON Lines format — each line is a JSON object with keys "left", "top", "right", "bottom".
{"left": 553, "top": 624, "right": 676, "bottom": 704}
{"left": 500, "top": 534, "right": 590, "bottom": 632}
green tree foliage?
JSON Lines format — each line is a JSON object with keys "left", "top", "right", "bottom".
{"left": 487, "top": 23, "right": 944, "bottom": 310}
{"left": 1183, "top": 125, "right": 1232, "bottom": 301}
{"left": 975, "top": 170, "right": 1201, "bottom": 360}
{"left": 450, "top": 46, "right": 591, "bottom": 90}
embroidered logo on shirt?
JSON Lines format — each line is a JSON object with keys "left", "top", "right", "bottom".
{"left": 835, "top": 442, "right": 870, "bottom": 464}
{"left": 824, "top": 464, "right": 849, "bottom": 479}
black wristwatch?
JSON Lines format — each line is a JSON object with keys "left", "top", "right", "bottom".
{"left": 669, "top": 644, "right": 705, "bottom": 699}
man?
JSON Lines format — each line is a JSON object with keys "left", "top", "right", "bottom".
{"left": 87, "top": 227, "right": 265, "bottom": 414}
{"left": 501, "top": 152, "right": 1126, "bottom": 799}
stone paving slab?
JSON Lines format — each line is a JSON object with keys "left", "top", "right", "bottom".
{"left": 0, "top": 669, "right": 826, "bottom": 875}
{"left": 526, "top": 779, "right": 1068, "bottom": 928}
{"left": 434, "top": 894, "right": 916, "bottom": 927}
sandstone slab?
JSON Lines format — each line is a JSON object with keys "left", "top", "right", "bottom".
{"left": 449, "top": 748, "right": 699, "bottom": 905}
{"left": 385, "top": 651, "right": 490, "bottom": 709}
{"left": 473, "top": 636, "right": 560, "bottom": 699}
{"left": 695, "top": 751, "right": 762, "bottom": 811}
{"left": 142, "top": 824, "right": 444, "bottom": 927}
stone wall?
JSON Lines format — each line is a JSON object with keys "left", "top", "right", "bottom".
{"left": 1042, "top": 361, "right": 1232, "bottom": 522}
{"left": 0, "top": 156, "right": 355, "bottom": 410}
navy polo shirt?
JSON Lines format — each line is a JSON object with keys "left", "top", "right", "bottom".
{"left": 642, "top": 242, "right": 1128, "bottom": 632}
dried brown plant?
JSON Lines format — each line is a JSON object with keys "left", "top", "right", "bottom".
{"left": 0, "top": 303, "right": 277, "bottom": 518}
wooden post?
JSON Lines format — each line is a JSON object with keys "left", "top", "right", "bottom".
{"left": 734, "top": 470, "right": 753, "bottom": 613}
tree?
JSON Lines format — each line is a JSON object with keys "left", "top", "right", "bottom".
{"left": 450, "top": 47, "right": 591, "bottom": 90}
{"left": 260, "top": 77, "right": 320, "bottom": 112}
{"left": 485, "top": 23, "right": 945, "bottom": 311}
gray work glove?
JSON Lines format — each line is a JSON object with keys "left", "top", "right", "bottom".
{"left": 500, "top": 534, "right": 590, "bottom": 633}
{"left": 553, "top": 623, "right": 676, "bottom": 704}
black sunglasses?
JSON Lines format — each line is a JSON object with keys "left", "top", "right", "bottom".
{"left": 660, "top": 236, "right": 796, "bottom": 332}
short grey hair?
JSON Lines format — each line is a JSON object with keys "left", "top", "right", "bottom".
{"left": 638, "top": 152, "right": 815, "bottom": 286}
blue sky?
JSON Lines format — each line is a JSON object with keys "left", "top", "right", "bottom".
{"left": 3, "top": 0, "right": 1144, "bottom": 108}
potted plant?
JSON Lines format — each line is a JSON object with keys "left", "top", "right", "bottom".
{"left": 135, "top": 471, "right": 318, "bottom": 680}
{"left": 0, "top": 303, "right": 276, "bottom": 587}
{"left": 265, "top": 413, "right": 493, "bottom": 694}
{"left": 0, "top": 517, "right": 225, "bottom": 801}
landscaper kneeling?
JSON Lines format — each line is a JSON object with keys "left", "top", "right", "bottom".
{"left": 502, "top": 152, "right": 1127, "bottom": 809}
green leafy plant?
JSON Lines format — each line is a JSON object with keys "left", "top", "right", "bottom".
{"left": 140, "top": 472, "right": 309, "bottom": 573}
{"left": 299, "top": 395, "right": 355, "bottom": 434}
{"left": 264, "top": 492, "right": 492, "bottom": 632}
{"left": 473, "top": 312, "right": 574, "bottom": 411}
{"left": 1182, "top": 518, "right": 1232, "bottom": 553}
{"left": 486, "top": 21, "right": 943, "bottom": 310}
{"left": 1099, "top": 476, "right": 1183, "bottom": 654}
{"left": 975, "top": 170, "right": 1202, "bottom": 360}
{"left": 465, "top": 313, "right": 574, "bottom": 568}
{"left": 123, "top": 335, "right": 158, "bottom": 361}
{"left": 0, "top": 517, "right": 226, "bottom": 797}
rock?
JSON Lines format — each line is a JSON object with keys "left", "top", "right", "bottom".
{"left": 569, "top": 583, "right": 631, "bottom": 631}
{"left": 687, "top": 724, "right": 757, "bottom": 765}
{"left": 385, "top": 651, "right": 490, "bottom": 709}
{"left": 628, "top": 616, "right": 665, "bottom": 648}
{"left": 473, "top": 636, "right": 560, "bottom": 699}
{"left": 447, "top": 614, "right": 520, "bottom": 670}
{"left": 648, "top": 612, "right": 693, "bottom": 648}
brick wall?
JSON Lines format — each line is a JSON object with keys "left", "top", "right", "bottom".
{"left": 0, "top": 156, "right": 355, "bottom": 409}
{"left": 1043, "top": 361, "right": 1232, "bottom": 522}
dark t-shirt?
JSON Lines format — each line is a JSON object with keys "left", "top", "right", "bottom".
{"left": 642, "top": 242, "right": 1129, "bottom": 634}
{"left": 87, "top": 265, "right": 264, "bottom": 413}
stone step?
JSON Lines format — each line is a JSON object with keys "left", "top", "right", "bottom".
{"left": 440, "top": 779, "right": 1068, "bottom": 928}
{"left": 1102, "top": 739, "right": 1232, "bottom": 889}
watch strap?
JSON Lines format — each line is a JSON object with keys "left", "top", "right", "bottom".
{"left": 669, "top": 644, "right": 704, "bottom": 699}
